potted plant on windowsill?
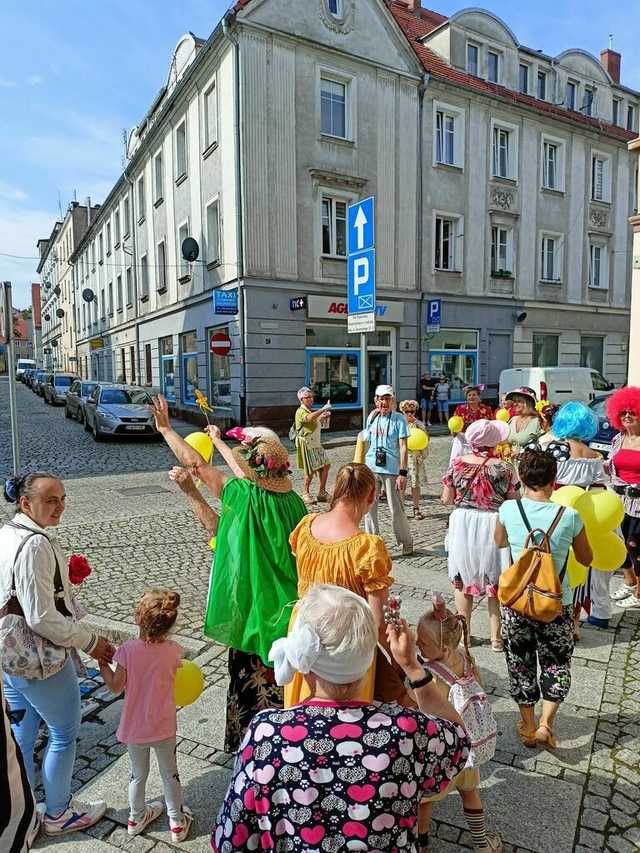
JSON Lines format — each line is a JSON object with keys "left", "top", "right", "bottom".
{"left": 491, "top": 269, "right": 514, "bottom": 279}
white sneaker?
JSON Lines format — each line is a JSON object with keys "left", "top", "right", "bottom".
{"left": 128, "top": 801, "right": 164, "bottom": 837}
{"left": 611, "top": 583, "right": 635, "bottom": 601}
{"left": 43, "top": 799, "right": 107, "bottom": 836}
{"left": 170, "top": 806, "right": 193, "bottom": 842}
{"left": 617, "top": 595, "right": 640, "bottom": 610}
{"left": 402, "top": 544, "right": 415, "bottom": 556}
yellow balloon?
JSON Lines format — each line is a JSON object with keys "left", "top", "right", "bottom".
{"left": 574, "top": 490, "right": 625, "bottom": 533}
{"left": 185, "top": 431, "right": 213, "bottom": 462}
{"left": 209, "top": 536, "right": 217, "bottom": 552}
{"left": 566, "top": 548, "right": 588, "bottom": 588}
{"left": 407, "top": 427, "right": 428, "bottom": 452}
{"left": 448, "top": 415, "right": 464, "bottom": 435}
{"left": 495, "top": 408, "right": 510, "bottom": 423}
{"left": 174, "top": 659, "right": 205, "bottom": 707}
{"left": 551, "top": 485, "right": 584, "bottom": 509}
{"left": 590, "top": 531, "right": 628, "bottom": 572}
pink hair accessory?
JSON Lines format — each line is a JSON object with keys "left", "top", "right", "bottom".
{"left": 226, "top": 427, "right": 247, "bottom": 441}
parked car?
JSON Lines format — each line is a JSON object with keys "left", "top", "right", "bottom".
{"left": 16, "top": 359, "right": 36, "bottom": 381}
{"left": 588, "top": 395, "right": 619, "bottom": 458}
{"left": 33, "top": 371, "right": 51, "bottom": 396}
{"left": 23, "top": 368, "right": 37, "bottom": 388}
{"left": 84, "top": 384, "right": 157, "bottom": 441}
{"left": 43, "top": 373, "right": 78, "bottom": 405}
{"left": 499, "top": 367, "right": 615, "bottom": 405}
{"left": 65, "top": 379, "right": 98, "bottom": 423}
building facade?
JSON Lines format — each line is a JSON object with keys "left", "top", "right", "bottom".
{"left": 40, "top": 0, "right": 637, "bottom": 429}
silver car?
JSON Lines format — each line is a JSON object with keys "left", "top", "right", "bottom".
{"left": 65, "top": 379, "right": 99, "bottom": 423}
{"left": 84, "top": 384, "right": 157, "bottom": 441}
{"left": 43, "top": 373, "right": 78, "bottom": 405}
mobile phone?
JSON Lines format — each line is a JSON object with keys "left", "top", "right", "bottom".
{"left": 383, "top": 595, "right": 402, "bottom": 629}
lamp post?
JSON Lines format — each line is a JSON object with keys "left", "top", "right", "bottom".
{"left": 1, "top": 282, "right": 20, "bottom": 474}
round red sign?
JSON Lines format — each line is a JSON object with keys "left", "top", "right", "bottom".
{"left": 210, "top": 331, "right": 232, "bottom": 356}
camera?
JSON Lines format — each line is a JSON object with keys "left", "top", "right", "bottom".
{"left": 375, "top": 447, "right": 387, "bottom": 467}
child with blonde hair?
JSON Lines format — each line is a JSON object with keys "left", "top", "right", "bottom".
{"left": 416, "top": 593, "right": 500, "bottom": 853}
{"left": 100, "top": 590, "right": 192, "bottom": 842}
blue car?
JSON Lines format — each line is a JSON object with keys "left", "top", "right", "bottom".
{"left": 588, "top": 395, "right": 618, "bottom": 457}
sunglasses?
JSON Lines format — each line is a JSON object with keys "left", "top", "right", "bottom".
{"left": 621, "top": 410, "right": 637, "bottom": 417}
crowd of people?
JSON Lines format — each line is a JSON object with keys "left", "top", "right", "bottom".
{"left": 1, "top": 382, "right": 639, "bottom": 852}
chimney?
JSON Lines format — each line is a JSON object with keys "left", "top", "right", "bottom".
{"left": 86, "top": 197, "right": 91, "bottom": 227}
{"left": 406, "top": 0, "right": 422, "bottom": 11}
{"left": 601, "top": 48, "right": 621, "bottom": 84}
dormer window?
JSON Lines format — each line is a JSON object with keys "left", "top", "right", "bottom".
{"left": 537, "top": 71, "right": 546, "bottom": 100}
{"left": 466, "top": 43, "right": 479, "bottom": 76}
{"left": 488, "top": 51, "right": 499, "bottom": 84}
{"left": 565, "top": 81, "right": 577, "bottom": 111}
{"left": 583, "top": 88, "right": 594, "bottom": 117}
{"left": 518, "top": 64, "right": 529, "bottom": 95}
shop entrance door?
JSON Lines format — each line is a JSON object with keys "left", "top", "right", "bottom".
{"left": 368, "top": 352, "right": 391, "bottom": 409}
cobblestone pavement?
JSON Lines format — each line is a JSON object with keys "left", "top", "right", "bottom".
{"left": 1, "top": 380, "right": 639, "bottom": 852}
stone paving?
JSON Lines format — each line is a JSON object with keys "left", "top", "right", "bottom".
{"left": 1, "top": 380, "right": 639, "bottom": 852}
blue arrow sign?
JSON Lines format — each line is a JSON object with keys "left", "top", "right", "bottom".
{"left": 348, "top": 197, "right": 375, "bottom": 255}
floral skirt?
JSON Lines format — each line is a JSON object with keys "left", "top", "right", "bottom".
{"left": 224, "top": 649, "right": 283, "bottom": 753}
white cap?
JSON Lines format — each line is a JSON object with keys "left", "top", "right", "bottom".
{"left": 375, "top": 384, "right": 395, "bottom": 398}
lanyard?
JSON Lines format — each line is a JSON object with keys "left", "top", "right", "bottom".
{"left": 371, "top": 412, "right": 392, "bottom": 451}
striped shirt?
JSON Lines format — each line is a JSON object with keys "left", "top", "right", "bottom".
{"left": 0, "top": 680, "right": 38, "bottom": 851}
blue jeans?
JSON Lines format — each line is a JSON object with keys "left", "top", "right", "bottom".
{"left": 3, "top": 656, "right": 81, "bottom": 816}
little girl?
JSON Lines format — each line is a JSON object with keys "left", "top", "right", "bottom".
{"left": 416, "top": 594, "right": 500, "bottom": 853}
{"left": 399, "top": 399, "right": 429, "bottom": 519}
{"left": 100, "top": 590, "right": 192, "bottom": 842}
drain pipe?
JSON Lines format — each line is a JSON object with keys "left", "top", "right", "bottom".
{"left": 123, "top": 168, "right": 142, "bottom": 387}
{"left": 223, "top": 11, "right": 247, "bottom": 424}
{"left": 416, "top": 73, "right": 429, "bottom": 380}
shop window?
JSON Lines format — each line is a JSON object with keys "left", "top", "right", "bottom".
{"left": 306, "top": 351, "right": 360, "bottom": 408}
{"left": 159, "top": 335, "right": 175, "bottom": 400}
{"left": 532, "top": 334, "right": 559, "bottom": 367}
{"left": 306, "top": 325, "right": 390, "bottom": 348}
{"left": 580, "top": 336, "right": 604, "bottom": 374}
{"left": 208, "top": 326, "right": 232, "bottom": 408}
{"left": 426, "top": 328, "right": 478, "bottom": 405}
{"left": 181, "top": 331, "right": 199, "bottom": 404}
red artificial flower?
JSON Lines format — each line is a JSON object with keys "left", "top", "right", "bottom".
{"left": 68, "top": 554, "right": 92, "bottom": 585}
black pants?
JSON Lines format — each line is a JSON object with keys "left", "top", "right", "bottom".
{"left": 621, "top": 513, "right": 640, "bottom": 576}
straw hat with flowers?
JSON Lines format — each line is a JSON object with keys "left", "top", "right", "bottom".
{"left": 232, "top": 434, "right": 293, "bottom": 494}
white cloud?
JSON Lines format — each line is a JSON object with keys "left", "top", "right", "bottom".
{"left": 0, "top": 182, "right": 28, "bottom": 202}
{"left": 0, "top": 78, "right": 17, "bottom": 89}
{"left": 26, "top": 74, "right": 44, "bottom": 87}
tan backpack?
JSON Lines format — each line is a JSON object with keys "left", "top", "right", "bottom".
{"left": 498, "top": 501, "right": 567, "bottom": 623}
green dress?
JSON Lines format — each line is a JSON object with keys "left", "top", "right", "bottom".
{"left": 204, "top": 477, "right": 306, "bottom": 664}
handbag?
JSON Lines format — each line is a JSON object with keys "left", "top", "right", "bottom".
{"left": 0, "top": 524, "right": 71, "bottom": 680}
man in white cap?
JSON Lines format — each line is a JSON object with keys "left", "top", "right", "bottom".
{"left": 363, "top": 385, "right": 414, "bottom": 555}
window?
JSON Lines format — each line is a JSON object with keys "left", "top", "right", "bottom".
{"left": 321, "top": 197, "right": 347, "bottom": 257}
{"left": 433, "top": 102, "right": 464, "bottom": 168}
{"left": 518, "top": 64, "right": 529, "bottom": 95}
{"left": 106, "top": 222, "right": 111, "bottom": 254}
{"left": 612, "top": 98, "right": 620, "bottom": 126}
{"left": 540, "top": 234, "right": 562, "bottom": 282}
{"left": 208, "top": 325, "right": 232, "bottom": 408}
{"left": 124, "top": 197, "right": 130, "bottom": 234}
{"left": 627, "top": 105, "right": 635, "bottom": 132}
{"left": 176, "top": 121, "right": 187, "bottom": 178}
{"left": 466, "top": 43, "right": 478, "bottom": 76}
{"left": 120, "top": 349, "right": 126, "bottom": 383}
{"left": 206, "top": 200, "right": 221, "bottom": 264}
{"left": 154, "top": 151, "right": 163, "bottom": 202}
{"left": 181, "top": 331, "right": 200, "bottom": 406}
{"left": 491, "top": 226, "right": 513, "bottom": 274}
{"left": 156, "top": 240, "right": 167, "bottom": 292}
{"left": 126, "top": 267, "right": 133, "bottom": 306}
{"left": 137, "top": 176, "right": 145, "bottom": 220}
{"left": 583, "top": 87, "right": 594, "bottom": 116}
{"left": 589, "top": 243, "right": 608, "bottom": 289}
{"left": 140, "top": 254, "right": 149, "bottom": 299}
{"left": 435, "top": 111, "right": 455, "bottom": 165}
{"left": 144, "top": 343, "right": 152, "bottom": 385}
{"left": 537, "top": 71, "right": 546, "bottom": 100}
{"left": 99, "top": 233, "right": 104, "bottom": 264}
{"left": 532, "top": 334, "right": 559, "bottom": 367}
{"left": 114, "top": 210, "right": 121, "bottom": 245}
{"left": 580, "top": 336, "right": 604, "bottom": 373}
{"left": 327, "top": 0, "right": 342, "bottom": 15}
{"left": 91, "top": 241, "right": 96, "bottom": 267}
{"left": 108, "top": 281, "right": 113, "bottom": 316}
{"left": 541, "top": 137, "right": 565, "bottom": 191}
{"left": 434, "top": 216, "right": 458, "bottom": 271}
{"left": 159, "top": 335, "right": 175, "bottom": 400}
{"left": 487, "top": 51, "right": 499, "bottom": 84}
{"left": 204, "top": 82, "right": 217, "bottom": 149}
{"left": 320, "top": 77, "right": 346, "bottom": 138}
{"left": 591, "top": 153, "right": 610, "bottom": 202}
{"left": 178, "top": 221, "right": 190, "bottom": 279}
{"left": 565, "top": 81, "right": 576, "bottom": 111}
{"left": 492, "top": 123, "right": 517, "bottom": 180}
{"left": 116, "top": 274, "right": 123, "bottom": 312}
{"left": 100, "top": 289, "right": 105, "bottom": 320}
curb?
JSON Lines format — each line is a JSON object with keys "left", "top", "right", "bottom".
{"left": 85, "top": 613, "right": 209, "bottom": 659}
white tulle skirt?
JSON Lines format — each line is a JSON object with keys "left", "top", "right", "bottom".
{"left": 445, "top": 507, "right": 511, "bottom": 594}
{"left": 449, "top": 432, "right": 470, "bottom": 463}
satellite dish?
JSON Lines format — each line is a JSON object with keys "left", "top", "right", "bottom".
{"left": 56, "top": 308, "right": 65, "bottom": 319}
{"left": 181, "top": 237, "right": 200, "bottom": 263}
{"left": 82, "top": 288, "right": 95, "bottom": 303}
{"left": 51, "top": 340, "right": 58, "bottom": 348}
{"left": 43, "top": 313, "right": 51, "bottom": 321}
{"left": 45, "top": 283, "right": 51, "bottom": 290}
{"left": 53, "top": 285, "right": 61, "bottom": 296}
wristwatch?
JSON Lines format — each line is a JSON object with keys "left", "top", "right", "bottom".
{"left": 408, "top": 670, "right": 433, "bottom": 690}
{"left": 398, "top": 469, "right": 408, "bottom": 477}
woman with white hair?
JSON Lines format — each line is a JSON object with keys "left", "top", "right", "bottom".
{"left": 294, "top": 387, "right": 331, "bottom": 505}
{"left": 212, "top": 584, "right": 470, "bottom": 853}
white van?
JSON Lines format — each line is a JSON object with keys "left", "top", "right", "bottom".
{"left": 499, "top": 367, "right": 615, "bottom": 405}
{"left": 15, "top": 358, "right": 36, "bottom": 379}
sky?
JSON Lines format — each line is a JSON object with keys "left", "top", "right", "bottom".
{"left": 1, "top": 0, "right": 639, "bottom": 309}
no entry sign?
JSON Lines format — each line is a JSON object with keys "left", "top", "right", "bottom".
{"left": 210, "top": 331, "right": 232, "bottom": 356}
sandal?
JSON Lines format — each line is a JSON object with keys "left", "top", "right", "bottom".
{"left": 535, "top": 724, "right": 557, "bottom": 749}
{"left": 516, "top": 720, "right": 538, "bottom": 748}
{"left": 413, "top": 508, "right": 425, "bottom": 520}
{"left": 317, "top": 491, "right": 330, "bottom": 503}
{"left": 302, "top": 493, "right": 315, "bottom": 506}
{"left": 491, "top": 639, "right": 504, "bottom": 652}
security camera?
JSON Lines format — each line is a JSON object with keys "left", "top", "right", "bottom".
{"left": 513, "top": 311, "right": 527, "bottom": 323}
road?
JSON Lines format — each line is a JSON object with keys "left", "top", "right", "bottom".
{"left": 0, "top": 377, "right": 638, "bottom": 853}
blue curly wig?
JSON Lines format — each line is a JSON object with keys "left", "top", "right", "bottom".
{"left": 552, "top": 401, "right": 598, "bottom": 442}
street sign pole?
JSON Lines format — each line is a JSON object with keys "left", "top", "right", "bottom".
{"left": 1, "top": 282, "right": 20, "bottom": 475}
{"left": 360, "top": 332, "right": 368, "bottom": 430}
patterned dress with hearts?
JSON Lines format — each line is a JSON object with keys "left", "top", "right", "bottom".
{"left": 212, "top": 699, "right": 470, "bottom": 852}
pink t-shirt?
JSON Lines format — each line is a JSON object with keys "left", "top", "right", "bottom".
{"left": 113, "top": 639, "right": 182, "bottom": 744}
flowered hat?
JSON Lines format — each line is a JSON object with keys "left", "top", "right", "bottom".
{"left": 505, "top": 386, "right": 537, "bottom": 404}
{"left": 229, "top": 429, "right": 293, "bottom": 494}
